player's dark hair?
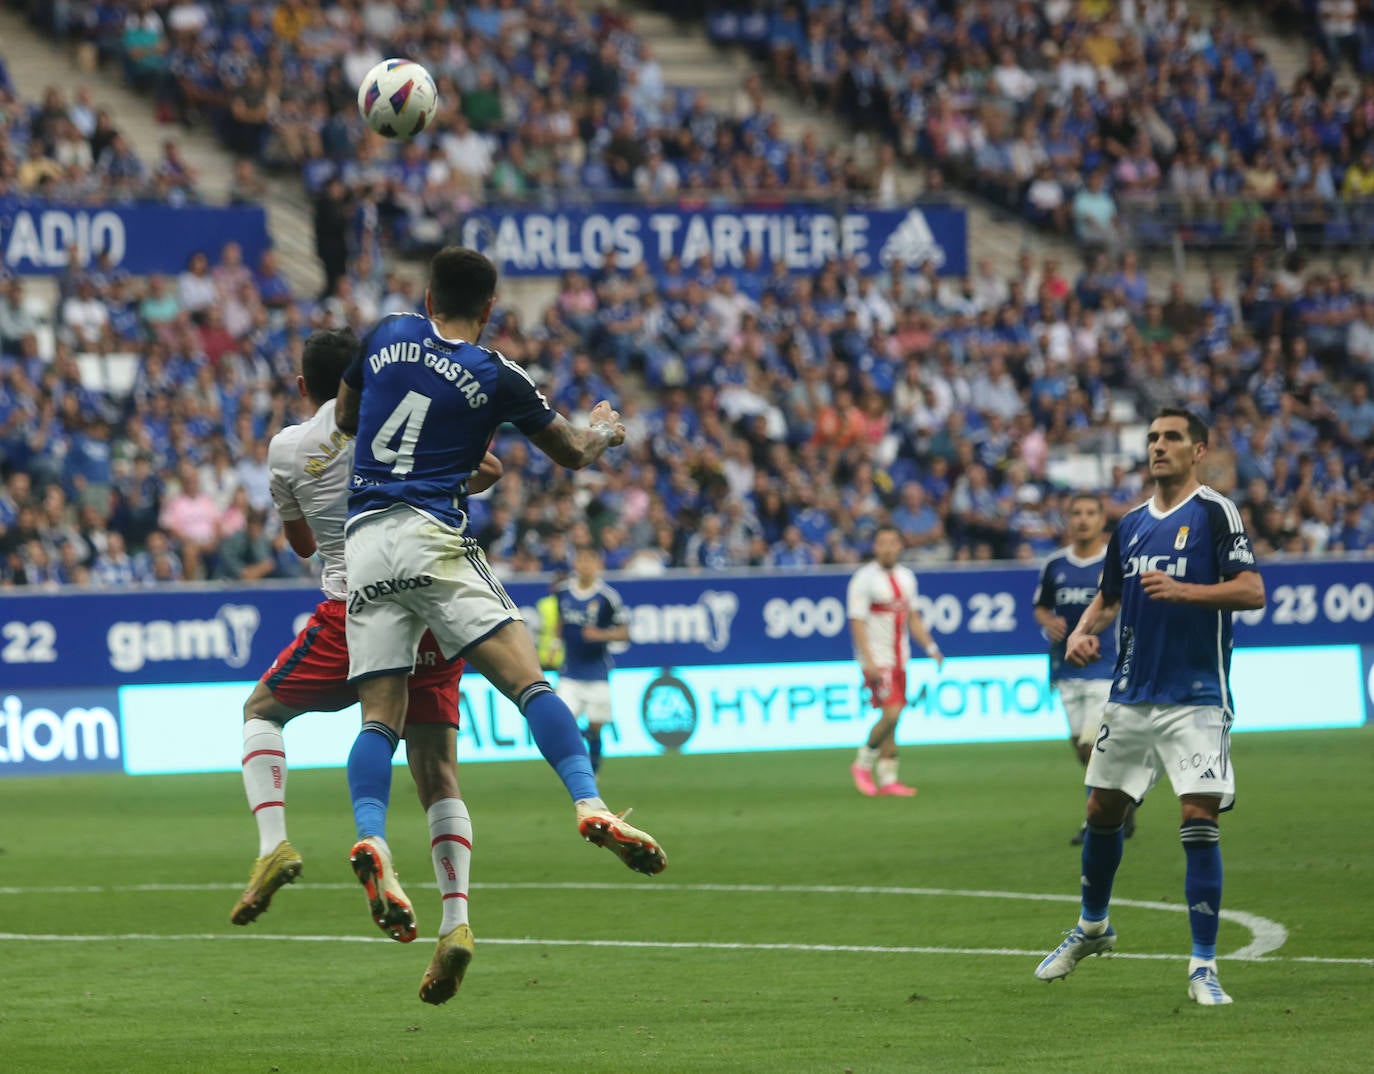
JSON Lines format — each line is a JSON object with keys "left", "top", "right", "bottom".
{"left": 1154, "top": 406, "right": 1209, "bottom": 445}
{"left": 301, "top": 328, "right": 359, "bottom": 404}
{"left": 429, "top": 246, "right": 498, "bottom": 321}
{"left": 1069, "top": 492, "right": 1104, "bottom": 511}
{"left": 874, "top": 523, "right": 902, "bottom": 541}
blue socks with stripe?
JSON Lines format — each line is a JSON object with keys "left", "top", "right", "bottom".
{"left": 347, "top": 721, "right": 399, "bottom": 840}
{"left": 583, "top": 727, "right": 603, "bottom": 774}
{"left": 1181, "top": 818, "right": 1223, "bottom": 960}
{"left": 1080, "top": 822, "right": 1125, "bottom": 923}
{"left": 518, "top": 682, "right": 600, "bottom": 802}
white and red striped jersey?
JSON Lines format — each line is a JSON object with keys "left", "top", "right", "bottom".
{"left": 846, "top": 561, "right": 920, "bottom": 670}
{"left": 268, "top": 399, "right": 354, "bottom": 602}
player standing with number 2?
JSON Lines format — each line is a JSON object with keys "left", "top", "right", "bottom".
{"left": 1034, "top": 408, "right": 1264, "bottom": 1006}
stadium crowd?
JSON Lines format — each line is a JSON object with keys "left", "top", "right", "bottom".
{"left": 0, "top": 57, "right": 205, "bottom": 205}
{"left": 23, "top": 0, "right": 903, "bottom": 271}
{"left": 701, "top": 0, "right": 1374, "bottom": 251}
{"left": 2, "top": 211, "right": 1373, "bottom": 589}
{"left": 2, "top": 6, "right": 1374, "bottom": 590}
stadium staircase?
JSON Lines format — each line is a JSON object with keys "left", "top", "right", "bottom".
{"left": 607, "top": 0, "right": 1187, "bottom": 291}
{"left": 0, "top": 8, "right": 323, "bottom": 292}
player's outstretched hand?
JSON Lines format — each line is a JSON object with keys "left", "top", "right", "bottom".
{"left": 1065, "top": 631, "right": 1100, "bottom": 667}
{"left": 589, "top": 400, "right": 627, "bottom": 447}
{"left": 1140, "top": 570, "right": 1187, "bottom": 603}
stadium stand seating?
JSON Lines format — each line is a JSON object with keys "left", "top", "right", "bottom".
{"left": 696, "top": 1, "right": 1374, "bottom": 259}
{"left": 1, "top": 0, "right": 1373, "bottom": 589}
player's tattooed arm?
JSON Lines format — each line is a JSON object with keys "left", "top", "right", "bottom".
{"left": 529, "top": 399, "right": 627, "bottom": 469}
{"left": 1064, "top": 591, "right": 1121, "bottom": 667}
{"left": 335, "top": 380, "right": 360, "bottom": 435}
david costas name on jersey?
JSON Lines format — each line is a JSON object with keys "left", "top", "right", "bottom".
{"left": 366, "top": 340, "right": 489, "bottom": 408}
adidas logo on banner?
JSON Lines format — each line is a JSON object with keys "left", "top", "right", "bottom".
{"left": 1189, "top": 901, "right": 1216, "bottom": 916}
{"left": 879, "top": 209, "right": 947, "bottom": 269}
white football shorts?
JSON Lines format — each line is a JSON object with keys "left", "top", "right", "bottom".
{"left": 345, "top": 506, "right": 522, "bottom": 682}
{"left": 556, "top": 677, "right": 613, "bottom": 726}
{"left": 1055, "top": 678, "right": 1112, "bottom": 745}
{"left": 1085, "top": 701, "right": 1235, "bottom": 808}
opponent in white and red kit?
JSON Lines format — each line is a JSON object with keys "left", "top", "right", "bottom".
{"left": 845, "top": 524, "right": 944, "bottom": 797}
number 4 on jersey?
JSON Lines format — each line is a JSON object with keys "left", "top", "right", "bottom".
{"left": 372, "top": 390, "right": 432, "bottom": 476}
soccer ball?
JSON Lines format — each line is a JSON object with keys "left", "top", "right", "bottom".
{"left": 357, "top": 58, "right": 439, "bottom": 139}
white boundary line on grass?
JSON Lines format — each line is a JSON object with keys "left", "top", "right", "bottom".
{"left": 0, "top": 932, "right": 1369, "bottom": 966}
{"left": 0, "top": 880, "right": 1362, "bottom": 965}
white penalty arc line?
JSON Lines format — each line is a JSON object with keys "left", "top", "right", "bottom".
{"left": 0, "top": 932, "right": 1368, "bottom": 966}
{"left": 0, "top": 880, "right": 1346, "bottom": 965}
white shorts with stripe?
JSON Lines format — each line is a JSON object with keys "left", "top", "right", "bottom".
{"left": 344, "top": 506, "right": 521, "bottom": 682}
{"left": 556, "top": 677, "right": 613, "bottom": 725}
{"left": 1085, "top": 701, "right": 1235, "bottom": 808}
{"left": 1055, "top": 678, "right": 1112, "bottom": 745}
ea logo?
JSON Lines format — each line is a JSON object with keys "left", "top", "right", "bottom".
{"left": 641, "top": 669, "right": 697, "bottom": 750}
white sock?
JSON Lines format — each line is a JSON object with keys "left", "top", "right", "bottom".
{"left": 875, "top": 758, "right": 899, "bottom": 787}
{"left": 427, "top": 798, "right": 473, "bottom": 933}
{"left": 242, "top": 719, "right": 288, "bottom": 857}
{"left": 1078, "top": 916, "right": 1109, "bottom": 936}
{"left": 575, "top": 796, "right": 608, "bottom": 812}
{"left": 856, "top": 746, "right": 879, "bottom": 768}
{"left": 1188, "top": 957, "right": 1217, "bottom": 974}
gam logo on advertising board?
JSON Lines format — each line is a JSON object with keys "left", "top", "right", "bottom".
{"left": 0, "top": 690, "right": 122, "bottom": 776}
{"left": 628, "top": 591, "right": 738, "bottom": 654}
{"left": 107, "top": 604, "right": 261, "bottom": 673}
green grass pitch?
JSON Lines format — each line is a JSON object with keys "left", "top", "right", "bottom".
{"left": 2, "top": 730, "right": 1371, "bottom": 1074}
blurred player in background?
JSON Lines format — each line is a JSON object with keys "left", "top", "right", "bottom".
{"left": 535, "top": 580, "right": 566, "bottom": 674}
{"left": 335, "top": 248, "right": 666, "bottom": 991}
{"left": 1033, "top": 493, "right": 1135, "bottom": 846}
{"left": 1034, "top": 408, "right": 1264, "bottom": 1006}
{"left": 846, "top": 524, "right": 944, "bottom": 797}
{"left": 551, "top": 545, "right": 630, "bottom": 774}
{"left": 230, "top": 329, "right": 499, "bottom": 1005}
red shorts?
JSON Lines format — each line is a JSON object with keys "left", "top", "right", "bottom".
{"left": 865, "top": 666, "right": 907, "bottom": 710}
{"left": 262, "top": 600, "right": 463, "bottom": 728}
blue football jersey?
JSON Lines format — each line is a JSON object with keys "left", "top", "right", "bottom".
{"left": 342, "top": 313, "right": 555, "bottom": 530}
{"left": 1101, "top": 487, "right": 1258, "bottom": 709}
{"left": 1033, "top": 547, "right": 1118, "bottom": 683}
{"left": 556, "top": 580, "right": 628, "bottom": 681}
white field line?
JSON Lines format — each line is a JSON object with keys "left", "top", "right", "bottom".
{"left": 0, "top": 880, "right": 1357, "bottom": 965}
{"left": 0, "top": 932, "right": 1368, "bottom": 966}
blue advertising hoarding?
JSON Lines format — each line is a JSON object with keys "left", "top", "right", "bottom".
{"left": 0, "top": 199, "right": 270, "bottom": 275}
{"left": 0, "top": 687, "right": 123, "bottom": 777}
{"left": 457, "top": 203, "right": 967, "bottom": 277}
{"left": 2, "top": 559, "right": 1369, "bottom": 776}
{"left": 1, "top": 559, "right": 1371, "bottom": 690}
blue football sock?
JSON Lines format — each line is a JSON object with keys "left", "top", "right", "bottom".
{"left": 583, "top": 728, "right": 603, "bottom": 774}
{"left": 1181, "top": 818, "right": 1223, "bottom": 960}
{"left": 1080, "top": 822, "right": 1125, "bottom": 923}
{"left": 518, "top": 683, "right": 600, "bottom": 802}
{"left": 346, "top": 721, "right": 399, "bottom": 840}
